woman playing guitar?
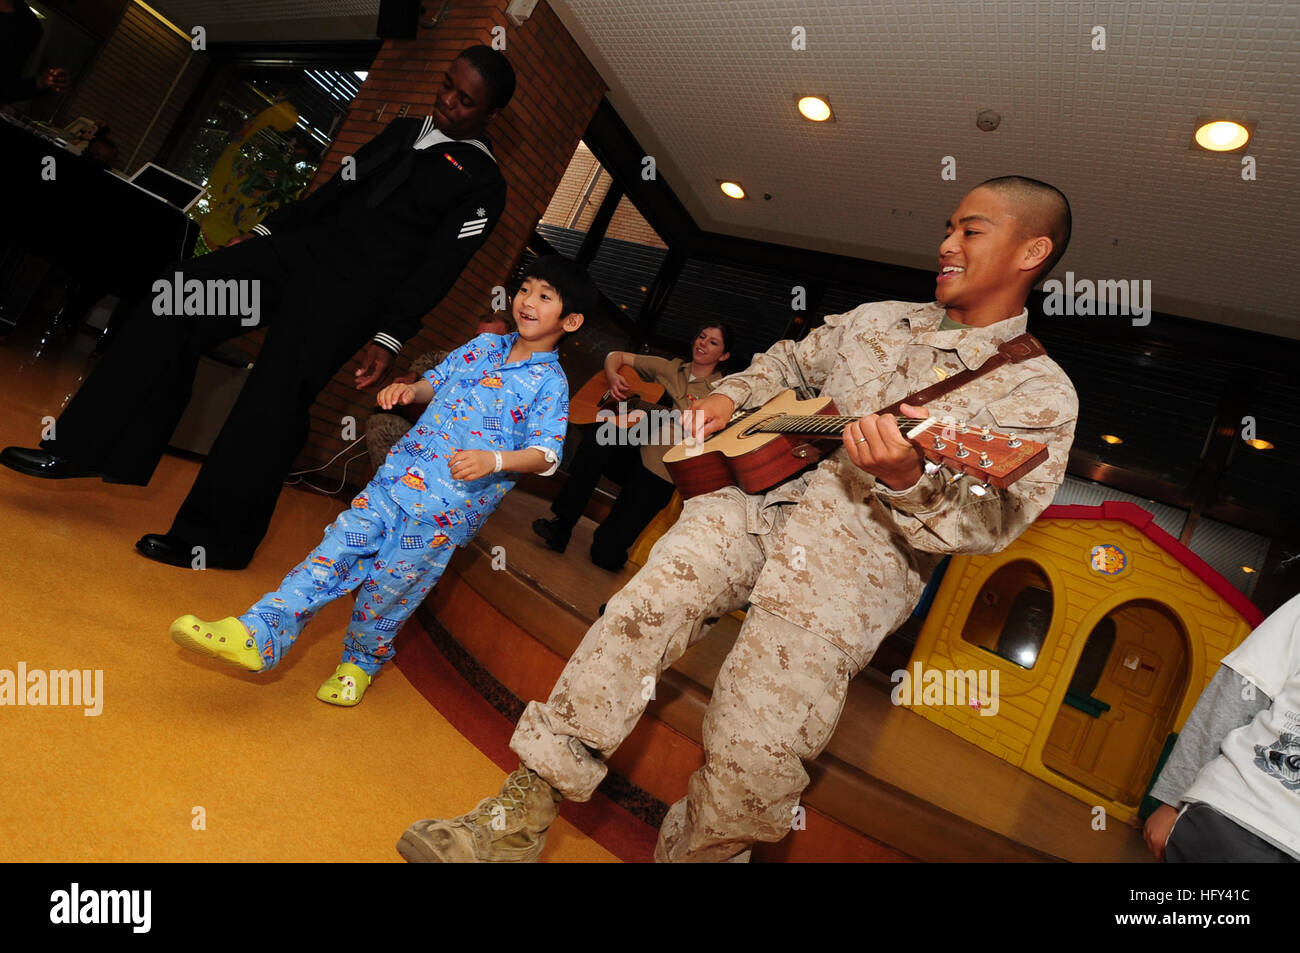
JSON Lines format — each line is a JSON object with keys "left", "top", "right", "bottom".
{"left": 534, "top": 322, "right": 732, "bottom": 570}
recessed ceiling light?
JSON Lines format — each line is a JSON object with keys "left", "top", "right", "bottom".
{"left": 1194, "top": 119, "right": 1250, "bottom": 152}
{"left": 1245, "top": 438, "right": 1275, "bottom": 450}
{"left": 1101, "top": 434, "right": 1123, "bottom": 445}
{"left": 719, "top": 181, "right": 745, "bottom": 199}
{"left": 797, "top": 96, "right": 832, "bottom": 122}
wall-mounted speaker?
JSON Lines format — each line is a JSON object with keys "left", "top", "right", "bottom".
{"left": 377, "top": 0, "right": 420, "bottom": 39}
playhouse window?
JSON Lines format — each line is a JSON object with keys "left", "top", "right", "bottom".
{"left": 960, "top": 561, "right": 1053, "bottom": 669}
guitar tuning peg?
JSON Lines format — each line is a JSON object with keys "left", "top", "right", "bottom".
{"left": 954, "top": 441, "right": 969, "bottom": 458}
{"left": 978, "top": 451, "right": 992, "bottom": 468}
{"left": 969, "top": 482, "right": 990, "bottom": 497}
{"left": 1006, "top": 432, "right": 1021, "bottom": 448}
{"left": 980, "top": 427, "right": 993, "bottom": 442}
{"left": 932, "top": 435, "right": 946, "bottom": 450}
{"left": 924, "top": 460, "right": 942, "bottom": 476}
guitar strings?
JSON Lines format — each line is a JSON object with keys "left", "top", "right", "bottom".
{"left": 757, "top": 415, "right": 1023, "bottom": 435}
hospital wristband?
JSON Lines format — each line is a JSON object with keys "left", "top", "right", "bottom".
{"left": 492, "top": 451, "right": 503, "bottom": 473}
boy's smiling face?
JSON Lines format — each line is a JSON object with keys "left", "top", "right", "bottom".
{"left": 513, "top": 277, "right": 582, "bottom": 345}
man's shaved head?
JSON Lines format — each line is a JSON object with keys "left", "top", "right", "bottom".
{"left": 975, "top": 176, "right": 1072, "bottom": 279}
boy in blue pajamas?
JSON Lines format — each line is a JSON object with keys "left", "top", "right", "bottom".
{"left": 170, "top": 256, "right": 592, "bottom": 705}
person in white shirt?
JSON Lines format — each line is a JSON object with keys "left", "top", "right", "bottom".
{"left": 1145, "top": 593, "right": 1300, "bottom": 862}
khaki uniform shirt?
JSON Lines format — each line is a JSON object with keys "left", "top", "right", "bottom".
{"left": 631, "top": 354, "right": 722, "bottom": 481}
{"left": 707, "top": 300, "right": 1079, "bottom": 662}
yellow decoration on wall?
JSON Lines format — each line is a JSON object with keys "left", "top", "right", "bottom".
{"left": 198, "top": 100, "right": 302, "bottom": 249}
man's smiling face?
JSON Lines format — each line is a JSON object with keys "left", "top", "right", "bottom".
{"left": 935, "top": 186, "right": 1033, "bottom": 310}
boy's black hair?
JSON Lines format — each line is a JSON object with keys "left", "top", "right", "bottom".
{"left": 520, "top": 255, "right": 596, "bottom": 323}
{"left": 456, "top": 46, "right": 516, "bottom": 110}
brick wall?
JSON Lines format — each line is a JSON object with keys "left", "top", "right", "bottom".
{"left": 289, "top": 0, "right": 606, "bottom": 486}
{"left": 55, "top": 1, "right": 205, "bottom": 173}
{"left": 607, "top": 194, "right": 666, "bottom": 249}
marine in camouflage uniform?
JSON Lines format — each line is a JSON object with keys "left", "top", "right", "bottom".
{"left": 400, "top": 178, "right": 1079, "bottom": 863}
{"left": 509, "top": 300, "right": 1078, "bottom": 861}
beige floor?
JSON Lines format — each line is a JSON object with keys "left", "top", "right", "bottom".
{"left": 0, "top": 334, "right": 616, "bottom": 862}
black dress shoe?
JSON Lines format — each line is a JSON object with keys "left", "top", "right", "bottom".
{"left": 589, "top": 547, "right": 627, "bottom": 573}
{"left": 531, "top": 517, "right": 570, "bottom": 553}
{"left": 135, "top": 533, "right": 250, "bottom": 570}
{"left": 0, "top": 446, "right": 101, "bottom": 479}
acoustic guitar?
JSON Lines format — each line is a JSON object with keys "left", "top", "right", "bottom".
{"left": 569, "top": 363, "right": 668, "bottom": 427}
{"left": 662, "top": 389, "right": 1049, "bottom": 499}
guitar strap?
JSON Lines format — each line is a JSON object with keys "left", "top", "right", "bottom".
{"left": 877, "top": 332, "right": 1045, "bottom": 417}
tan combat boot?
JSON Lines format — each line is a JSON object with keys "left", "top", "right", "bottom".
{"left": 397, "top": 766, "right": 562, "bottom": 863}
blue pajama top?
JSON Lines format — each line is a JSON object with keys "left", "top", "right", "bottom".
{"left": 368, "top": 332, "right": 569, "bottom": 545}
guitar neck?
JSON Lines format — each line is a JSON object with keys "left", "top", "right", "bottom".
{"left": 755, "top": 414, "right": 931, "bottom": 438}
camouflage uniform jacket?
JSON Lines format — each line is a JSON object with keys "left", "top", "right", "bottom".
{"left": 706, "top": 299, "right": 1079, "bottom": 664}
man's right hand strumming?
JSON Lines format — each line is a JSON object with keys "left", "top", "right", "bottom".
{"left": 683, "top": 393, "right": 735, "bottom": 442}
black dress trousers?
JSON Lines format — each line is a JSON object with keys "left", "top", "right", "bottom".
{"left": 550, "top": 424, "right": 676, "bottom": 562}
{"left": 47, "top": 237, "right": 377, "bottom": 562}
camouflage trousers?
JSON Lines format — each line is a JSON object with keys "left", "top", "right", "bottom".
{"left": 510, "top": 482, "right": 911, "bottom": 862}
{"left": 366, "top": 412, "right": 412, "bottom": 470}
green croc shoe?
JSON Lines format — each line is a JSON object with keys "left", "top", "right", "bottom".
{"left": 170, "top": 615, "right": 263, "bottom": 671}
{"left": 316, "top": 663, "right": 371, "bottom": 707}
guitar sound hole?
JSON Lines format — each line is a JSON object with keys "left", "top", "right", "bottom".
{"left": 739, "top": 416, "right": 775, "bottom": 440}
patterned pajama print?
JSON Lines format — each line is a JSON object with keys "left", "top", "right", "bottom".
{"left": 365, "top": 349, "right": 448, "bottom": 470}
{"left": 242, "top": 331, "right": 568, "bottom": 676}
{"left": 510, "top": 301, "right": 1079, "bottom": 862}
{"left": 240, "top": 486, "right": 454, "bottom": 675}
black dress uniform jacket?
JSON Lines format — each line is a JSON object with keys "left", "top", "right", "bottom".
{"left": 252, "top": 115, "right": 507, "bottom": 353}
{"left": 44, "top": 115, "right": 508, "bottom": 564}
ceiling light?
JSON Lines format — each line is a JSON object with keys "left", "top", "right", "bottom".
{"left": 1194, "top": 120, "right": 1250, "bottom": 152}
{"left": 1101, "top": 434, "right": 1123, "bottom": 445}
{"left": 1241, "top": 566, "right": 1256, "bottom": 574}
{"left": 797, "top": 96, "right": 832, "bottom": 122}
{"left": 719, "top": 181, "right": 745, "bottom": 199}
{"left": 1245, "top": 438, "right": 1274, "bottom": 450}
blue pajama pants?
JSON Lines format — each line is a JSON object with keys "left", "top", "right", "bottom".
{"left": 240, "top": 485, "right": 456, "bottom": 675}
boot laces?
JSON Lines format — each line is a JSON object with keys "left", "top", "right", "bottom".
{"left": 472, "top": 769, "right": 538, "bottom": 822}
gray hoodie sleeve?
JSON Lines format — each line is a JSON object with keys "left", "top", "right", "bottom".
{"left": 1149, "top": 664, "right": 1273, "bottom": 807}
